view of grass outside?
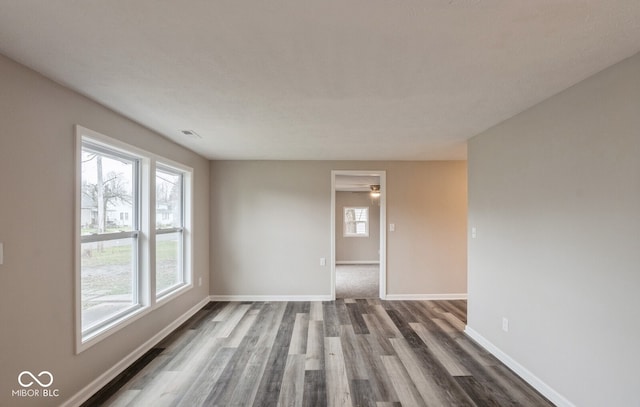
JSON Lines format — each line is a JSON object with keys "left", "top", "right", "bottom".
{"left": 156, "top": 232, "right": 182, "bottom": 294}
{"left": 81, "top": 239, "right": 134, "bottom": 329}
{"left": 81, "top": 238, "right": 179, "bottom": 328}
{"left": 157, "top": 238, "right": 181, "bottom": 290}
{"left": 155, "top": 166, "right": 184, "bottom": 295}
{"left": 80, "top": 142, "right": 186, "bottom": 333}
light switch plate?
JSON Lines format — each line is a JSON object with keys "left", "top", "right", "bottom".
{"left": 0, "top": 242, "right": 3, "bottom": 265}
{"left": 502, "top": 317, "right": 509, "bottom": 332}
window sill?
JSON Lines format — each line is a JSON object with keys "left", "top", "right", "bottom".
{"left": 156, "top": 283, "right": 193, "bottom": 306}
{"left": 77, "top": 305, "right": 151, "bottom": 354}
{"left": 76, "top": 283, "right": 194, "bottom": 354}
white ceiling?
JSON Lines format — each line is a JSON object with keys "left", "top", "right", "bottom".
{"left": 1, "top": 1, "right": 639, "bottom": 160}
{"left": 335, "top": 175, "right": 381, "bottom": 192}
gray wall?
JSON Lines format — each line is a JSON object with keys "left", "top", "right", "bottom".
{"left": 210, "top": 160, "right": 467, "bottom": 297}
{"left": 467, "top": 52, "right": 640, "bottom": 407}
{"left": 0, "top": 54, "right": 210, "bottom": 406}
{"left": 336, "top": 191, "right": 380, "bottom": 263}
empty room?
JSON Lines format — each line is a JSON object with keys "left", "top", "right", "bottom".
{"left": 1, "top": 2, "right": 639, "bottom": 407}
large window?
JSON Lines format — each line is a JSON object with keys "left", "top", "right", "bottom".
{"left": 80, "top": 141, "right": 141, "bottom": 338}
{"left": 344, "top": 207, "right": 369, "bottom": 237}
{"left": 76, "top": 126, "right": 193, "bottom": 351}
{"left": 155, "top": 165, "right": 186, "bottom": 297}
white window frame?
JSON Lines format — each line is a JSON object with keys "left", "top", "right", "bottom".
{"left": 75, "top": 125, "right": 193, "bottom": 353}
{"left": 344, "top": 206, "right": 369, "bottom": 237}
{"left": 79, "top": 139, "right": 144, "bottom": 342}
{"left": 154, "top": 161, "right": 193, "bottom": 301}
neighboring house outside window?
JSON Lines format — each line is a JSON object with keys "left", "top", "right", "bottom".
{"left": 76, "top": 126, "right": 193, "bottom": 352}
{"left": 155, "top": 165, "right": 187, "bottom": 297}
{"left": 79, "top": 138, "right": 141, "bottom": 341}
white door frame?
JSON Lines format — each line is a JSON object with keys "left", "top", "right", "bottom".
{"left": 331, "top": 170, "right": 387, "bottom": 300}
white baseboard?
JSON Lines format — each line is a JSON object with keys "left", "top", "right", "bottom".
{"left": 385, "top": 293, "right": 468, "bottom": 301}
{"left": 464, "top": 326, "right": 575, "bottom": 407}
{"left": 209, "top": 294, "right": 333, "bottom": 302}
{"left": 336, "top": 261, "right": 380, "bottom": 265}
{"left": 62, "top": 296, "right": 211, "bottom": 407}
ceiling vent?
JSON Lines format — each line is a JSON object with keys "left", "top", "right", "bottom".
{"left": 180, "top": 130, "right": 201, "bottom": 139}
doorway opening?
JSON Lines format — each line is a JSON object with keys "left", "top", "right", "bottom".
{"left": 331, "top": 170, "right": 386, "bottom": 299}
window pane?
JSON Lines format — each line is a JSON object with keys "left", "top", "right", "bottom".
{"left": 344, "top": 207, "right": 369, "bottom": 237}
{"left": 81, "top": 149, "right": 135, "bottom": 235}
{"left": 156, "top": 232, "right": 183, "bottom": 294}
{"left": 355, "top": 208, "right": 368, "bottom": 221}
{"left": 81, "top": 239, "right": 137, "bottom": 331}
{"left": 156, "top": 168, "right": 182, "bottom": 229}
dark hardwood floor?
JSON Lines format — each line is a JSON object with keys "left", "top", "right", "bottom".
{"left": 83, "top": 299, "right": 553, "bottom": 407}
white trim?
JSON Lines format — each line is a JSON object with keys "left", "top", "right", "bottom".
{"left": 74, "top": 131, "right": 83, "bottom": 354}
{"left": 330, "top": 175, "right": 337, "bottom": 300}
{"left": 331, "top": 170, "right": 387, "bottom": 300}
{"left": 379, "top": 172, "right": 387, "bottom": 299}
{"left": 154, "top": 160, "right": 194, "bottom": 299}
{"left": 335, "top": 261, "right": 380, "bottom": 265}
{"left": 75, "top": 125, "right": 196, "bottom": 353}
{"left": 156, "top": 282, "right": 194, "bottom": 306}
{"left": 464, "top": 326, "right": 575, "bottom": 407}
{"left": 385, "top": 293, "right": 468, "bottom": 301}
{"left": 209, "top": 295, "right": 332, "bottom": 302}
{"left": 75, "top": 127, "right": 152, "bottom": 353}
{"left": 62, "top": 296, "right": 210, "bottom": 407}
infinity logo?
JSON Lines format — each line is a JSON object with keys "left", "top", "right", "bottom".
{"left": 18, "top": 371, "right": 53, "bottom": 388}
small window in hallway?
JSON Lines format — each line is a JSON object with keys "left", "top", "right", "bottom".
{"left": 344, "top": 206, "right": 369, "bottom": 237}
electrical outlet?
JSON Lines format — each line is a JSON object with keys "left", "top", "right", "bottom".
{"left": 389, "top": 223, "right": 395, "bottom": 232}
{"left": 0, "top": 242, "right": 3, "bottom": 265}
{"left": 198, "top": 277, "right": 202, "bottom": 287}
{"left": 502, "top": 317, "right": 509, "bottom": 332}
{"left": 320, "top": 257, "right": 326, "bottom": 266}
{"left": 471, "top": 227, "right": 477, "bottom": 239}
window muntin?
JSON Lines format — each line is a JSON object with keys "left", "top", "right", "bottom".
{"left": 155, "top": 166, "right": 185, "bottom": 297}
{"left": 344, "top": 207, "right": 369, "bottom": 237}
{"left": 80, "top": 142, "right": 141, "bottom": 336}
{"left": 77, "top": 126, "right": 194, "bottom": 351}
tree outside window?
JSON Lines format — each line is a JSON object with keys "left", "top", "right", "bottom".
{"left": 344, "top": 207, "right": 369, "bottom": 237}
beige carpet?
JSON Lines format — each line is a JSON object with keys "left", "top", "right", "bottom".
{"left": 335, "top": 264, "right": 379, "bottom": 299}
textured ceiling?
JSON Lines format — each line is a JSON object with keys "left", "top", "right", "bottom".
{"left": 0, "top": 1, "right": 639, "bottom": 160}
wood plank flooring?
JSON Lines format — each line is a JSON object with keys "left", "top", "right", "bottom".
{"left": 83, "top": 300, "right": 554, "bottom": 407}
